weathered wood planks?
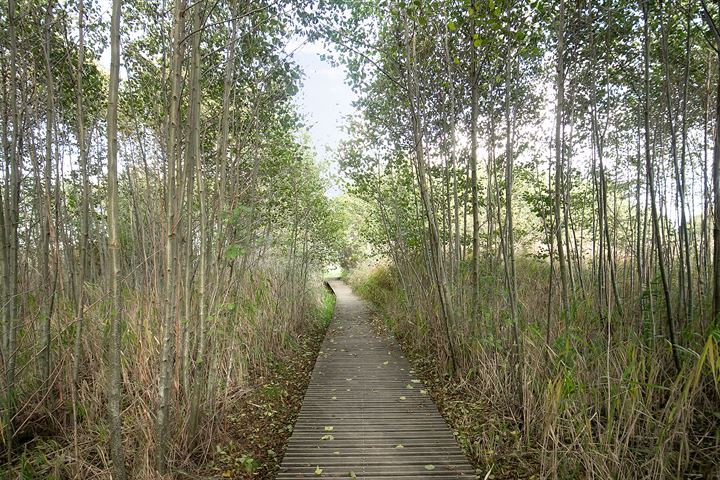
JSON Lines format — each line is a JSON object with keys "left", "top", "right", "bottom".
{"left": 277, "top": 280, "right": 476, "bottom": 479}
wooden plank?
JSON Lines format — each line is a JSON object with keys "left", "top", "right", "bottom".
{"left": 277, "top": 280, "right": 475, "bottom": 479}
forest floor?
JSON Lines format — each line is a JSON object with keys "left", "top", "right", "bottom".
{"left": 366, "top": 314, "right": 539, "bottom": 479}
{"left": 202, "top": 294, "right": 335, "bottom": 479}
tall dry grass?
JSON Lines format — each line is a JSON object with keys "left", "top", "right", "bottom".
{"left": 349, "top": 258, "right": 720, "bottom": 478}
{"left": 3, "top": 262, "right": 328, "bottom": 479}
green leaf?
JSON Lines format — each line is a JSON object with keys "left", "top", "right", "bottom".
{"left": 224, "top": 244, "right": 245, "bottom": 260}
{"left": 448, "top": 21, "right": 456, "bottom": 31}
{"left": 425, "top": 464, "right": 435, "bottom": 471}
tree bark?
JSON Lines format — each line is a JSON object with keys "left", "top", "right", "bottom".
{"left": 4, "top": 0, "right": 22, "bottom": 447}
{"left": 156, "top": 0, "right": 186, "bottom": 471}
{"left": 470, "top": 17, "right": 480, "bottom": 318}
{"left": 402, "top": 13, "right": 458, "bottom": 375}
{"left": 642, "top": 1, "right": 680, "bottom": 371}
{"left": 107, "top": 0, "right": 128, "bottom": 475}
{"left": 554, "top": 0, "right": 571, "bottom": 323}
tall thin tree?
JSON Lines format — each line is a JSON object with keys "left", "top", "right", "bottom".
{"left": 107, "top": 0, "right": 128, "bottom": 476}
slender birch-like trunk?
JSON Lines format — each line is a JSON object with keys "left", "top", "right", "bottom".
{"left": 107, "top": 0, "right": 128, "bottom": 475}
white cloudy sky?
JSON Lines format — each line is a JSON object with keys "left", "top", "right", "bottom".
{"left": 291, "top": 41, "right": 356, "bottom": 197}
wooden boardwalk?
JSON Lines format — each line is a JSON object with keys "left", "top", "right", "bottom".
{"left": 277, "top": 280, "right": 475, "bottom": 479}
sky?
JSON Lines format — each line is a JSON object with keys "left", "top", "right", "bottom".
{"left": 290, "top": 41, "right": 357, "bottom": 197}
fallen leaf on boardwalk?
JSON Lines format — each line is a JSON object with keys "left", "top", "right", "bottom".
{"left": 315, "top": 465, "right": 323, "bottom": 475}
{"left": 320, "top": 434, "right": 334, "bottom": 441}
{"left": 346, "top": 378, "right": 352, "bottom": 381}
{"left": 331, "top": 396, "right": 337, "bottom": 400}
{"left": 324, "top": 426, "right": 333, "bottom": 431}
{"left": 420, "top": 389, "right": 428, "bottom": 394}
{"left": 383, "top": 361, "right": 389, "bottom": 365}
{"left": 410, "top": 379, "right": 421, "bottom": 383}
{"left": 395, "top": 444, "right": 404, "bottom": 448}
{"left": 406, "top": 384, "right": 414, "bottom": 389}
{"left": 399, "top": 396, "right": 406, "bottom": 400}
{"left": 349, "top": 471, "right": 357, "bottom": 478}
{"left": 333, "top": 451, "right": 340, "bottom": 455}
{"left": 425, "top": 464, "right": 435, "bottom": 471}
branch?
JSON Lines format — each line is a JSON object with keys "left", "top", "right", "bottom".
{"left": 700, "top": 0, "right": 720, "bottom": 47}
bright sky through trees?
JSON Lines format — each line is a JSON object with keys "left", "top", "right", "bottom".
{"left": 292, "top": 41, "right": 356, "bottom": 198}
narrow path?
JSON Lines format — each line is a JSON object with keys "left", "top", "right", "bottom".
{"left": 277, "top": 280, "right": 475, "bottom": 479}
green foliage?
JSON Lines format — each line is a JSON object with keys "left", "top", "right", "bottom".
{"left": 224, "top": 245, "right": 245, "bottom": 261}
{"left": 316, "top": 291, "right": 336, "bottom": 328}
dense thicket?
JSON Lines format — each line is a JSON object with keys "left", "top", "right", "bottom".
{"left": 334, "top": 0, "right": 720, "bottom": 477}
{"left": 0, "top": 0, "right": 342, "bottom": 477}
{"left": 3, "top": 0, "right": 720, "bottom": 477}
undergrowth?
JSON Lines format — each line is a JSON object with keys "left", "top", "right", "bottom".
{"left": 349, "top": 260, "right": 720, "bottom": 479}
{"left": 0, "top": 268, "right": 333, "bottom": 479}
{"left": 205, "top": 290, "right": 335, "bottom": 479}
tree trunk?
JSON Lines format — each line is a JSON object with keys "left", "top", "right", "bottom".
{"left": 402, "top": 14, "right": 458, "bottom": 375}
{"left": 554, "top": 0, "right": 571, "bottom": 323}
{"left": 470, "top": 17, "right": 480, "bottom": 318}
{"left": 4, "top": 0, "right": 22, "bottom": 448}
{"left": 73, "top": 0, "right": 89, "bottom": 388}
{"left": 107, "top": 0, "right": 128, "bottom": 475}
{"left": 502, "top": 52, "right": 521, "bottom": 406}
{"left": 156, "top": 0, "right": 186, "bottom": 472}
{"left": 643, "top": 1, "right": 680, "bottom": 371}
{"left": 661, "top": 2, "right": 691, "bottom": 324}
{"left": 700, "top": 0, "right": 720, "bottom": 328}
{"left": 188, "top": 3, "right": 208, "bottom": 443}
{"left": 40, "top": 0, "right": 57, "bottom": 386}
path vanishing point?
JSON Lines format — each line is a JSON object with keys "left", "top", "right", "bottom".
{"left": 277, "top": 280, "right": 476, "bottom": 479}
